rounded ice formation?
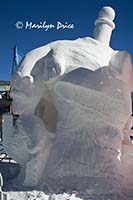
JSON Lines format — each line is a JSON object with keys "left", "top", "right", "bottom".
{"left": 98, "top": 6, "right": 115, "bottom": 21}
{"left": 93, "top": 6, "right": 115, "bottom": 45}
{"left": 95, "top": 6, "right": 115, "bottom": 29}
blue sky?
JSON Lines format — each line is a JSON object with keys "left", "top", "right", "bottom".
{"left": 1, "top": 0, "right": 133, "bottom": 80}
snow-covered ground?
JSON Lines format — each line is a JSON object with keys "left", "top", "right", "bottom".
{"left": 5, "top": 190, "right": 121, "bottom": 200}
{"left": 6, "top": 191, "right": 83, "bottom": 200}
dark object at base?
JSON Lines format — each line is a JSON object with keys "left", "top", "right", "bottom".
{"left": 0, "top": 162, "right": 20, "bottom": 182}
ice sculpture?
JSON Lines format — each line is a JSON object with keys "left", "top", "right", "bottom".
{"left": 3, "top": 6, "right": 133, "bottom": 198}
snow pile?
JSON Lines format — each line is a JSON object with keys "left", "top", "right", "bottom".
{"left": 7, "top": 191, "right": 82, "bottom": 200}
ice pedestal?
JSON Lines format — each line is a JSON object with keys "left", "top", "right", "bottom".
{"left": 42, "top": 67, "right": 131, "bottom": 194}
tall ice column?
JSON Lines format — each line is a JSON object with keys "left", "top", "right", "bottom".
{"left": 93, "top": 6, "right": 116, "bottom": 46}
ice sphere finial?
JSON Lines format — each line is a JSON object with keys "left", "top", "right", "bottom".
{"left": 98, "top": 6, "right": 115, "bottom": 21}
{"left": 93, "top": 6, "right": 116, "bottom": 46}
